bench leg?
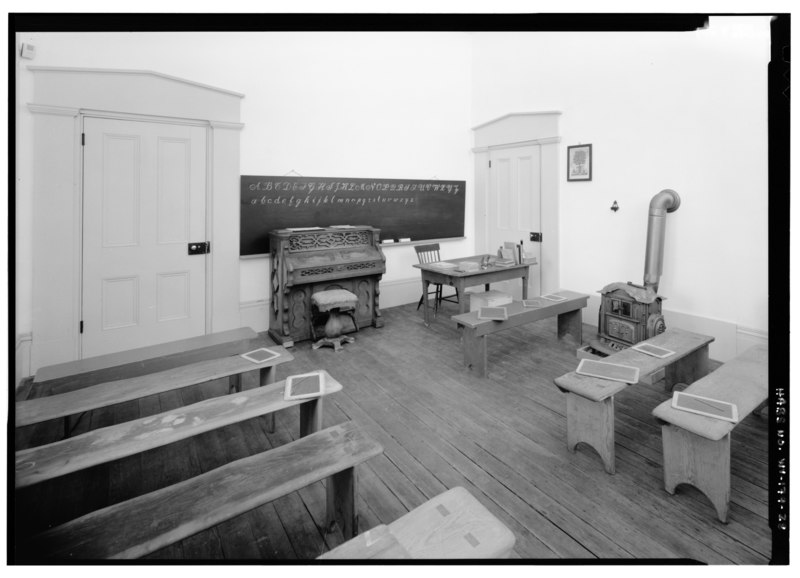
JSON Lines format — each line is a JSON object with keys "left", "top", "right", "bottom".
{"left": 566, "top": 393, "right": 616, "bottom": 474}
{"left": 661, "top": 424, "right": 730, "bottom": 523}
{"left": 326, "top": 466, "right": 358, "bottom": 539}
{"left": 228, "top": 374, "right": 241, "bottom": 394}
{"left": 557, "top": 309, "right": 583, "bottom": 347}
{"left": 259, "top": 366, "right": 276, "bottom": 433}
{"left": 664, "top": 345, "right": 710, "bottom": 392}
{"left": 461, "top": 328, "right": 488, "bottom": 378}
{"left": 299, "top": 397, "right": 323, "bottom": 436}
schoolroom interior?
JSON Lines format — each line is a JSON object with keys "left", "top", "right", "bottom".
{"left": 12, "top": 13, "right": 782, "bottom": 563}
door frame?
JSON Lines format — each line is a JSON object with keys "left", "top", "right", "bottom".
{"left": 27, "top": 67, "right": 244, "bottom": 372}
{"left": 472, "top": 112, "right": 561, "bottom": 295}
{"left": 78, "top": 111, "right": 214, "bottom": 357}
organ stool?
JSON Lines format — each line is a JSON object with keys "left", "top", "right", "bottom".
{"left": 311, "top": 289, "right": 359, "bottom": 352}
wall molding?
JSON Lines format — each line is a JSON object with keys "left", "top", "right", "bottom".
{"left": 15, "top": 332, "right": 33, "bottom": 388}
{"left": 471, "top": 136, "right": 561, "bottom": 153}
{"left": 28, "top": 65, "right": 245, "bottom": 98}
{"left": 27, "top": 103, "right": 80, "bottom": 116}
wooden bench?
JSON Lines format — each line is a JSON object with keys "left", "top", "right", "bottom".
{"left": 553, "top": 328, "right": 715, "bottom": 474}
{"left": 15, "top": 369, "right": 341, "bottom": 489}
{"left": 16, "top": 334, "right": 293, "bottom": 438}
{"left": 19, "top": 420, "right": 383, "bottom": 560}
{"left": 651, "top": 344, "right": 768, "bottom": 523}
{"left": 453, "top": 290, "right": 589, "bottom": 378}
{"left": 318, "top": 486, "right": 516, "bottom": 559}
{"left": 32, "top": 327, "right": 260, "bottom": 394}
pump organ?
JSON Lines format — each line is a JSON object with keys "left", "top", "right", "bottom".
{"left": 267, "top": 226, "right": 386, "bottom": 347}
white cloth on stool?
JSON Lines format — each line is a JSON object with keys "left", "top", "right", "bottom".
{"left": 311, "top": 289, "right": 358, "bottom": 312}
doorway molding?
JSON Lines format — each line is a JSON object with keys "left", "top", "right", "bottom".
{"left": 472, "top": 111, "right": 561, "bottom": 294}
{"left": 26, "top": 66, "right": 244, "bottom": 372}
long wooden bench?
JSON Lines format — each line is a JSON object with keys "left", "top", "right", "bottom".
{"left": 19, "top": 420, "right": 383, "bottom": 560}
{"left": 651, "top": 344, "right": 768, "bottom": 523}
{"left": 453, "top": 290, "right": 589, "bottom": 378}
{"left": 318, "top": 486, "right": 516, "bottom": 559}
{"left": 32, "top": 327, "right": 259, "bottom": 390}
{"left": 15, "top": 370, "right": 341, "bottom": 489}
{"left": 553, "top": 328, "right": 715, "bottom": 474}
{"left": 16, "top": 335, "right": 293, "bottom": 438}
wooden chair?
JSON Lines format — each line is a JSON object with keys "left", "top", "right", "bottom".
{"left": 414, "top": 243, "right": 459, "bottom": 313}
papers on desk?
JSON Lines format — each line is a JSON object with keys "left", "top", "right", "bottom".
{"left": 456, "top": 261, "right": 480, "bottom": 272}
{"left": 284, "top": 371, "right": 326, "bottom": 401}
{"left": 429, "top": 261, "right": 457, "bottom": 270}
{"left": 241, "top": 348, "right": 281, "bottom": 364}
{"left": 576, "top": 358, "right": 640, "bottom": 384}
{"left": 632, "top": 342, "right": 675, "bottom": 358}
{"left": 541, "top": 293, "right": 567, "bottom": 302}
{"left": 672, "top": 391, "right": 738, "bottom": 423}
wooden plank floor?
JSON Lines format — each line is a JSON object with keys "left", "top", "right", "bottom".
{"left": 13, "top": 301, "right": 772, "bottom": 563}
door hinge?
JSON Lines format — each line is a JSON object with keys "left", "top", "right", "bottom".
{"left": 81, "top": 133, "right": 85, "bottom": 146}
{"left": 80, "top": 320, "right": 84, "bottom": 333}
{"left": 188, "top": 241, "right": 211, "bottom": 255}
{"left": 488, "top": 160, "right": 492, "bottom": 168}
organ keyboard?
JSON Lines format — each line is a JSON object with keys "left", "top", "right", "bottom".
{"left": 268, "top": 226, "right": 386, "bottom": 347}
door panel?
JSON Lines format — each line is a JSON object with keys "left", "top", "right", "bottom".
{"left": 82, "top": 117, "right": 208, "bottom": 357}
{"left": 487, "top": 145, "right": 542, "bottom": 298}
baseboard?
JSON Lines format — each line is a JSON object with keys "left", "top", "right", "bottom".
{"left": 239, "top": 300, "right": 269, "bottom": 333}
{"left": 15, "top": 332, "right": 33, "bottom": 389}
{"left": 582, "top": 293, "right": 767, "bottom": 363}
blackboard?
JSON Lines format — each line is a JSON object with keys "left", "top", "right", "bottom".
{"left": 240, "top": 175, "right": 466, "bottom": 256}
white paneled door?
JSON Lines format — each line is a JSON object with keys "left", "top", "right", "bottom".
{"left": 487, "top": 144, "right": 542, "bottom": 298}
{"left": 81, "top": 117, "right": 208, "bottom": 357}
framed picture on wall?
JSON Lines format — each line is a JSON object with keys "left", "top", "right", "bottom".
{"left": 567, "top": 144, "right": 592, "bottom": 181}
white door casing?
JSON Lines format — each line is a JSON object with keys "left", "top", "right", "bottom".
{"left": 81, "top": 116, "right": 208, "bottom": 357}
{"left": 486, "top": 144, "right": 543, "bottom": 299}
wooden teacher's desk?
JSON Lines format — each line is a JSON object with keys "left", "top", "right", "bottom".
{"left": 413, "top": 255, "right": 531, "bottom": 326}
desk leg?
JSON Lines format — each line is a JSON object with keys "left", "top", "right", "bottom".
{"left": 260, "top": 366, "right": 276, "bottom": 432}
{"left": 557, "top": 309, "right": 583, "bottom": 347}
{"left": 665, "top": 345, "right": 710, "bottom": 392}
{"left": 422, "top": 279, "right": 431, "bottom": 326}
{"left": 457, "top": 280, "right": 468, "bottom": 315}
{"left": 462, "top": 327, "right": 488, "bottom": 377}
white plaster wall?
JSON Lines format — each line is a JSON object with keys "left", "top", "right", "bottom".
{"left": 14, "top": 22, "right": 771, "bottom": 367}
{"left": 470, "top": 17, "right": 771, "bottom": 336}
{"left": 14, "top": 31, "right": 475, "bottom": 346}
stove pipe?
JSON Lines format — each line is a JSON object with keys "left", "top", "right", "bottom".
{"left": 643, "top": 189, "right": 680, "bottom": 293}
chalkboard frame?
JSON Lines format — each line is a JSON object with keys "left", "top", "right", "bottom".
{"left": 240, "top": 175, "right": 466, "bottom": 256}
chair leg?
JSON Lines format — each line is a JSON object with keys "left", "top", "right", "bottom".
{"left": 417, "top": 294, "right": 424, "bottom": 311}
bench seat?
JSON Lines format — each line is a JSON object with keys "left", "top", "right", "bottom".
{"left": 652, "top": 344, "right": 768, "bottom": 522}
{"left": 319, "top": 486, "right": 516, "bottom": 559}
{"left": 453, "top": 290, "right": 588, "bottom": 378}
{"left": 16, "top": 344, "right": 293, "bottom": 429}
{"left": 32, "top": 327, "right": 259, "bottom": 394}
{"left": 21, "top": 421, "right": 383, "bottom": 560}
{"left": 15, "top": 370, "right": 340, "bottom": 489}
{"left": 553, "top": 328, "right": 715, "bottom": 474}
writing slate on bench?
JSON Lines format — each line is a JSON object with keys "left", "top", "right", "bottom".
{"left": 240, "top": 175, "right": 466, "bottom": 256}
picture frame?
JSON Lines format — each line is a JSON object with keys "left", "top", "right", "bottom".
{"left": 567, "top": 144, "right": 592, "bottom": 181}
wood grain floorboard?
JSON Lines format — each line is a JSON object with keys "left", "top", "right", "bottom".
{"left": 13, "top": 302, "right": 772, "bottom": 563}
